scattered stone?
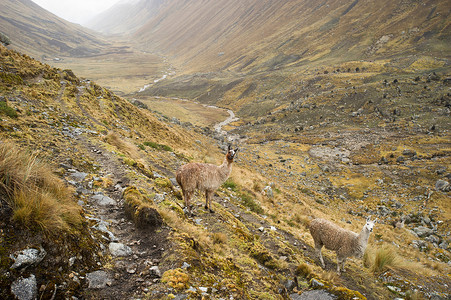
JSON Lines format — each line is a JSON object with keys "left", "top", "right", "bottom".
{"left": 10, "top": 247, "right": 46, "bottom": 270}
{"left": 396, "top": 156, "right": 405, "bottom": 163}
{"left": 258, "top": 227, "right": 265, "bottom": 232}
{"left": 402, "top": 149, "right": 417, "bottom": 157}
{"left": 68, "top": 170, "right": 88, "bottom": 182}
{"left": 151, "top": 193, "right": 165, "bottom": 203}
{"left": 435, "top": 180, "right": 450, "bottom": 192}
{"left": 149, "top": 266, "right": 161, "bottom": 277}
{"left": 86, "top": 270, "right": 113, "bottom": 289}
{"left": 91, "top": 193, "right": 116, "bottom": 206}
{"left": 285, "top": 279, "right": 297, "bottom": 292}
{"left": 310, "top": 278, "right": 324, "bottom": 288}
{"left": 11, "top": 274, "right": 37, "bottom": 300}
{"left": 109, "top": 242, "right": 133, "bottom": 257}
{"left": 93, "top": 221, "right": 118, "bottom": 241}
{"left": 291, "top": 290, "right": 337, "bottom": 300}
{"left": 181, "top": 262, "right": 191, "bottom": 269}
{"left": 262, "top": 186, "right": 274, "bottom": 198}
{"left": 414, "top": 226, "right": 434, "bottom": 237}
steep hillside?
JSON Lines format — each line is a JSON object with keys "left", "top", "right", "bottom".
{"left": 0, "top": 0, "right": 111, "bottom": 59}
{"left": 86, "top": 0, "right": 164, "bottom": 35}
{"left": 1, "top": 44, "right": 450, "bottom": 300}
{"left": 131, "top": 0, "right": 450, "bottom": 73}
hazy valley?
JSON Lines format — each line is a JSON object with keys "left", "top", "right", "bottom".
{"left": 0, "top": 0, "right": 450, "bottom": 299}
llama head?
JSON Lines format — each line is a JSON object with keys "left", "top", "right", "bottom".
{"left": 364, "top": 216, "right": 377, "bottom": 232}
{"left": 226, "top": 145, "right": 239, "bottom": 161}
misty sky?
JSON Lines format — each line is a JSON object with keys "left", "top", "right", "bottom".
{"left": 31, "top": 0, "right": 120, "bottom": 25}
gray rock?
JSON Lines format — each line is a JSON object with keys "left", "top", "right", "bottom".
{"left": 290, "top": 290, "right": 337, "bottom": 300}
{"left": 154, "top": 193, "right": 165, "bottom": 202}
{"left": 402, "top": 149, "right": 417, "bottom": 157}
{"left": 170, "top": 177, "right": 178, "bottom": 187}
{"left": 149, "top": 266, "right": 161, "bottom": 277}
{"left": 91, "top": 193, "right": 115, "bottom": 206}
{"left": 86, "top": 270, "right": 112, "bottom": 289}
{"left": 425, "top": 235, "right": 440, "bottom": 244}
{"left": 310, "top": 278, "right": 324, "bottom": 288}
{"left": 414, "top": 226, "right": 433, "bottom": 237}
{"left": 68, "top": 170, "right": 88, "bottom": 182}
{"left": 109, "top": 242, "right": 132, "bottom": 257}
{"left": 93, "top": 221, "right": 118, "bottom": 241}
{"left": 435, "top": 180, "right": 450, "bottom": 192}
{"left": 11, "top": 274, "right": 37, "bottom": 300}
{"left": 263, "top": 186, "right": 274, "bottom": 198}
{"left": 439, "top": 241, "right": 449, "bottom": 250}
{"left": 10, "top": 247, "right": 46, "bottom": 270}
{"left": 411, "top": 240, "right": 428, "bottom": 250}
{"left": 285, "top": 279, "right": 297, "bottom": 292}
{"left": 181, "top": 262, "right": 191, "bottom": 269}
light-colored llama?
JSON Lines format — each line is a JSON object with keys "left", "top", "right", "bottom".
{"left": 309, "top": 216, "right": 376, "bottom": 274}
{"left": 176, "top": 145, "right": 238, "bottom": 215}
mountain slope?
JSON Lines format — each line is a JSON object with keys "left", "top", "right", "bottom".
{"left": 85, "top": 0, "right": 164, "bottom": 35}
{"left": 0, "top": 0, "right": 110, "bottom": 59}
{"left": 1, "top": 37, "right": 450, "bottom": 300}
{"left": 130, "top": 0, "right": 450, "bottom": 73}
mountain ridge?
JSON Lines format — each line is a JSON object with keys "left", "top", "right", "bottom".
{"left": 0, "top": 0, "right": 111, "bottom": 59}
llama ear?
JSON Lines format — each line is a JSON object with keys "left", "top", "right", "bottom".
{"left": 366, "top": 216, "right": 371, "bottom": 222}
{"left": 228, "top": 144, "right": 231, "bottom": 151}
{"left": 234, "top": 148, "right": 239, "bottom": 153}
{"left": 374, "top": 218, "right": 378, "bottom": 223}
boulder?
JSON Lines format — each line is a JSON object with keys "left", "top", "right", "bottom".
{"left": 10, "top": 247, "right": 46, "bottom": 270}
{"left": 91, "top": 193, "right": 116, "bottom": 206}
{"left": 11, "top": 274, "right": 37, "bottom": 300}
{"left": 109, "top": 242, "right": 132, "bottom": 257}
{"left": 413, "top": 226, "right": 433, "bottom": 237}
{"left": 86, "top": 270, "right": 113, "bottom": 289}
{"left": 435, "top": 180, "right": 450, "bottom": 192}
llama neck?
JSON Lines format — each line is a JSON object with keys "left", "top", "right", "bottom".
{"left": 355, "top": 227, "right": 371, "bottom": 255}
{"left": 218, "top": 158, "right": 233, "bottom": 180}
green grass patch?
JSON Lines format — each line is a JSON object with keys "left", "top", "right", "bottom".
{"left": 240, "top": 191, "right": 264, "bottom": 214}
{"left": 0, "top": 101, "right": 18, "bottom": 118}
{"left": 222, "top": 178, "right": 238, "bottom": 191}
{"left": 143, "top": 141, "right": 172, "bottom": 152}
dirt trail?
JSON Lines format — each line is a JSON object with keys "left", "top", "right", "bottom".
{"left": 75, "top": 134, "right": 171, "bottom": 299}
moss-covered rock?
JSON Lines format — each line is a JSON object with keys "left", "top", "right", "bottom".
{"left": 123, "top": 186, "right": 163, "bottom": 229}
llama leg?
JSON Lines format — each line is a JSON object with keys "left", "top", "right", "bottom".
{"left": 205, "top": 190, "right": 215, "bottom": 213}
{"left": 337, "top": 257, "right": 346, "bottom": 275}
{"left": 184, "top": 191, "right": 194, "bottom": 216}
{"left": 341, "top": 257, "right": 346, "bottom": 273}
{"left": 315, "top": 243, "right": 325, "bottom": 268}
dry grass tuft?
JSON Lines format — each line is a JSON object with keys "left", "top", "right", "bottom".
{"left": 364, "top": 244, "right": 409, "bottom": 274}
{"left": 0, "top": 142, "right": 82, "bottom": 233}
{"left": 295, "top": 263, "right": 314, "bottom": 279}
{"left": 212, "top": 232, "right": 228, "bottom": 245}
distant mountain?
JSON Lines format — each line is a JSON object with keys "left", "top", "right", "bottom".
{"left": 0, "top": 0, "right": 110, "bottom": 59}
{"left": 108, "top": 0, "right": 450, "bottom": 73}
{"left": 85, "top": 0, "right": 164, "bottom": 35}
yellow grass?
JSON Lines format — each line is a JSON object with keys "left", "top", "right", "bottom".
{"left": 0, "top": 141, "right": 82, "bottom": 233}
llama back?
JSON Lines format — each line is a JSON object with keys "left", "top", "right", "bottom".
{"left": 176, "top": 162, "right": 227, "bottom": 191}
{"left": 309, "top": 218, "right": 358, "bottom": 252}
